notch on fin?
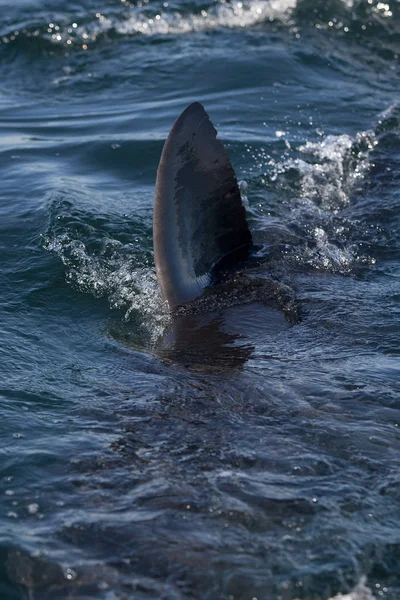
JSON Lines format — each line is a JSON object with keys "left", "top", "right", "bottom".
{"left": 153, "top": 102, "right": 252, "bottom": 309}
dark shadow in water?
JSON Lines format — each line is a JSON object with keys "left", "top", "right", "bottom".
{"left": 109, "top": 271, "right": 298, "bottom": 373}
{"left": 157, "top": 311, "right": 253, "bottom": 372}
{"left": 157, "top": 303, "right": 291, "bottom": 372}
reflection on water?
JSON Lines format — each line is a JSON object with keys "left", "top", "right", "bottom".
{"left": 158, "top": 310, "right": 254, "bottom": 371}
{"left": 159, "top": 303, "right": 293, "bottom": 371}
{"left": 158, "top": 307, "right": 251, "bottom": 372}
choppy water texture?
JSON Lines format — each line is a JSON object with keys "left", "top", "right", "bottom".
{"left": 1, "top": 0, "right": 399, "bottom": 598}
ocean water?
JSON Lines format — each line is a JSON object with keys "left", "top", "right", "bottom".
{"left": 0, "top": 0, "right": 399, "bottom": 598}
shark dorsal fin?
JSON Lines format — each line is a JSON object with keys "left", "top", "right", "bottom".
{"left": 153, "top": 102, "right": 252, "bottom": 309}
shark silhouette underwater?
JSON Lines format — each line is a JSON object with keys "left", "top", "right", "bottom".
{"left": 152, "top": 102, "right": 299, "bottom": 368}
{"left": 153, "top": 102, "right": 298, "bottom": 321}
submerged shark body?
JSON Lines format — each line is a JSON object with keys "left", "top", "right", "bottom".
{"left": 153, "top": 102, "right": 297, "bottom": 328}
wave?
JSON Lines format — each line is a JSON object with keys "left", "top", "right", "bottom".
{"left": 0, "top": 0, "right": 398, "bottom": 56}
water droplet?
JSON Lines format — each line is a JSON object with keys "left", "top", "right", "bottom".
{"left": 64, "top": 567, "right": 77, "bottom": 581}
{"left": 98, "top": 581, "right": 109, "bottom": 590}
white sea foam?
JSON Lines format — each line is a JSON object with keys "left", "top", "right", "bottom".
{"left": 263, "top": 127, "right": 377, "bottom": 272}
{"left": 297, "top": 131, "right": 376, "bottom": 210}
{"left": 115, "top": 0, "right": 298, "bottom": 37}
{"left": 46, "top": 233, "right": 169, "bottom": 344}
{"left": 268, "top": 129, "right": 376, "bottom": 214}
{"left": 328, "top": 578, "right": 376, "bottom": 600}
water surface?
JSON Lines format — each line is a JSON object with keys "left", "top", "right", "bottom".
{"left": 0, "top": 0, "right": 399, "bottom": 598}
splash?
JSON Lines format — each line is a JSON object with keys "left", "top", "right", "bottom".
{"left": 45, "top": 233, "right": 169, "bottom": 344}
{"left": 297, "top": 131, "right": 376, "bottom": 209}
{"left": 329, "top": 578, "right": 376, "bottom": 600}
{"left": 258, "top": 127, "right": 378, "bottom": 273}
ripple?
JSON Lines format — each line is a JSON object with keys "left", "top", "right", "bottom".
{"left": 0, "top": 0, "right": 399, "bottom": 597}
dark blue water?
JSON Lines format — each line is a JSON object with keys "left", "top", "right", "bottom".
{"left": 1, "top": 1, "right": 399, "bottom": 598}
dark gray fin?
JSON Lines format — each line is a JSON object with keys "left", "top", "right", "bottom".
{"left": 153, "top": 102, "right": 252, "bottom": 309}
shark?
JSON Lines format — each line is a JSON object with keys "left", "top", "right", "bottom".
{"left": 153, "top": 102, "right": 298, "bottom": 325}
